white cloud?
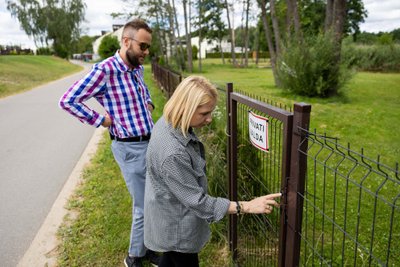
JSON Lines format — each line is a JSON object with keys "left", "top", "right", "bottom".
{"left": 81, "top": 0, "right": 128, "bottom": 36}
{"left": 0, "top": 2, "right": 35, "bottom": 49}
{"left": 360, "top": 0, "right": 400, "bottom": 32}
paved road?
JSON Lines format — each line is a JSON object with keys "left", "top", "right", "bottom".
{"left": 0, "top": 61, "right": 103, "bottom": 267}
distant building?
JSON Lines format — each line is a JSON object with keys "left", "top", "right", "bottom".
{"left": 190, "top": 37, "right": 242, "bottom": 59}
{"left": 112, "top": 24, "right": 124, "bottom": 32}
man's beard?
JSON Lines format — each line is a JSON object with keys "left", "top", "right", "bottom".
{"left": 126, "top": 49, "right": 140, "bottom": 68}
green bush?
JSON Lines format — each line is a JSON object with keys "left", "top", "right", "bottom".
{"left": 98, "top": 35, "right": 120, "bottom": 60}
{"left": 192, "top": 45, "right": 198, "bottom": 60}
{"left": 342, "top": 43, "right": 400, "bottom": 72}
{"left": 276, "top": 33, "right": 352, "bottom": 97}
{"left": 53, "top": 43, "right": 69, "bottom": 59}
{"left": 36, "top": 47, "right": 53, "bottom": 55}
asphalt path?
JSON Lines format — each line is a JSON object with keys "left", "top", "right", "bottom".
{"left": 0, "top": 61, "right": 104, "bottom": 267}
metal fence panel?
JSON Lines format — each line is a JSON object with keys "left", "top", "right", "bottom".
{"left": 298, "top": 130, "right": 400, "bottom": 267}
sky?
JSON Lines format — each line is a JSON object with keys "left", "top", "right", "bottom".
{"left": 1, "top": 0, "right": 400, "bottom": 50}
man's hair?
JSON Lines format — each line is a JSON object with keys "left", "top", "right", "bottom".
{"left": 122, "top": 18, "right": 152, "bottom": 37}
{"left": 163, "top": 76, "right": 218, "bottom": 137}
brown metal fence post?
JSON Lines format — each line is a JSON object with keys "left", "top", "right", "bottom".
{"left": 227, "top": 83, "right": 238, "bottom": 262}
{"left": 285, "top": 102, "right": 311, "bottom": 267}
{"left": 278, "top": 112, "right": 294, "bottom": 267}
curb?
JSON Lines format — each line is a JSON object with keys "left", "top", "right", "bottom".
{"left": 17, "top": 127, "right": 106, "bottom": 267}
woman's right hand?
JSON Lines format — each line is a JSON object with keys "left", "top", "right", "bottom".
{"left": 243, "top": 193, "right": 281, "bottom": 214}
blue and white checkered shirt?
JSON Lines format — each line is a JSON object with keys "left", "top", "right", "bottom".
{"left": 144, "top": 116, "right": 230, "bottom": 253}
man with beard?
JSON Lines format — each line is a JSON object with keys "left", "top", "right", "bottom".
{"left": 59, "top": 19, "right": 160, "bottom": 267}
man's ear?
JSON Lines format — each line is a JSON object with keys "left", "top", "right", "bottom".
{"left": 121, "top": 37, "right": 130, "bottom": 49}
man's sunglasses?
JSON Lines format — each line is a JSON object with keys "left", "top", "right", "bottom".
{"left": 124, "top": 37, "right": 151, "bottom": 51}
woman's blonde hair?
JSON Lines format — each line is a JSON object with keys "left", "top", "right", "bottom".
{"left": 163, "top": 75, "right": 218, "bottom": 136}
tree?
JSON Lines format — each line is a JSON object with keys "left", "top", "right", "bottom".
{"left": 239, "top": 0, "right": 251, "bottom": 66}
{"left": 391, "top": 28, "right": 400, "bottom": 43}
{"left": 257, "top": 0, "right": 367, "bottom": 96}
{"left": 146, "top": 0, "right": 170, "bottom": 64}
{"left": 198, "top": 0, "right": 227, "bottom": 64}
{"left": 258, "top": 0, "right": 280, "bottom": 85}
{"left": 165, "top": 0, "right": 185, "bottom": 71}
{"left": 344, "top": 0, "right": 368, "bottom": 40}
{"left": 98, "top": 35, "right": 120, "bottom": 59}
{"left": 7, "top": 0, "right": 85, "bottom": 58}
{"left": 72, "top": 35, "right": 96, "bottom": 54}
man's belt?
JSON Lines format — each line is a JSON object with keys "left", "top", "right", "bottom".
{"left": 110, "top": 133, "right": 151, "bottom": 142}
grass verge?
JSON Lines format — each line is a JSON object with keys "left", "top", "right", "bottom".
{"left": 0, "top": 55, "right": 82, "bottom": 98}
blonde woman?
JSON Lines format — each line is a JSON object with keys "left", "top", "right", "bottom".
{"left": 144, "top": 76, "right": 281, "bottom": 267}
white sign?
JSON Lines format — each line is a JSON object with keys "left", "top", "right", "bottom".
{"left": 248, "top": 111, "right": 269, "bottom": 152}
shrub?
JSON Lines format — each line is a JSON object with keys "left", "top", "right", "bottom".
{"left": 192, "top": 45, "right": 198, "bottom": 60}
{"left": 342, "top": 43, "right": 400, "bottom": 72}
{"left": 276, "top": 33, "right": 352, "bottom": 97}
{"left": 98, "top": 35, "right": 120, "bottom": 60}
{"left": 36, "top": 47, "right": 53, "bottom": 55}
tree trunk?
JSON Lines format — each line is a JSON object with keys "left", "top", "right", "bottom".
{"left": 255, "top": 25, "right": 261, "bottom": 65}
{"left": 172, "top": 0, "right": 185, "bottom": 71}
{"left": 325, "top": 0, "right": 347, "bottom": 94}
{"left": 325, "top": 0, "right": 347, "bottom": 56}
{"left": 286, "top": 0, "right": 301, "bottom": 38}
{"left": 154, "top": 1, "right": 168, "bottom": 64}
{"left": 332, "top": 0, "right": 347, "bottom": 44}
{"left": 224, "top": 0, "right": 237, "bottom": 66}
{"left": 325, "top": 0, "right": 334, "bottom": 31}
{"left": 182, "top": 0, "right": 193, "bottom": 72}
{"left": 198, "top": 0, "right": 203, "bottom": 72}
{"left": 166, "top": 0, "right": 180, "bottom": 70}
{"left": 269, "top": 0, "right": 281, "bottom": 55}
{"left": 244, "top": 0, "right": 250, "bottom": 67}
{"left": 259, "top": 0, "right": 280, "bottom": 86}
{"left": 239, "top": 2, "right": 245, "bottom": 65}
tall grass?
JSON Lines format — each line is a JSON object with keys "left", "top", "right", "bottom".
{"left": 342, "top": 43, "right": 400, "bottom": 72}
